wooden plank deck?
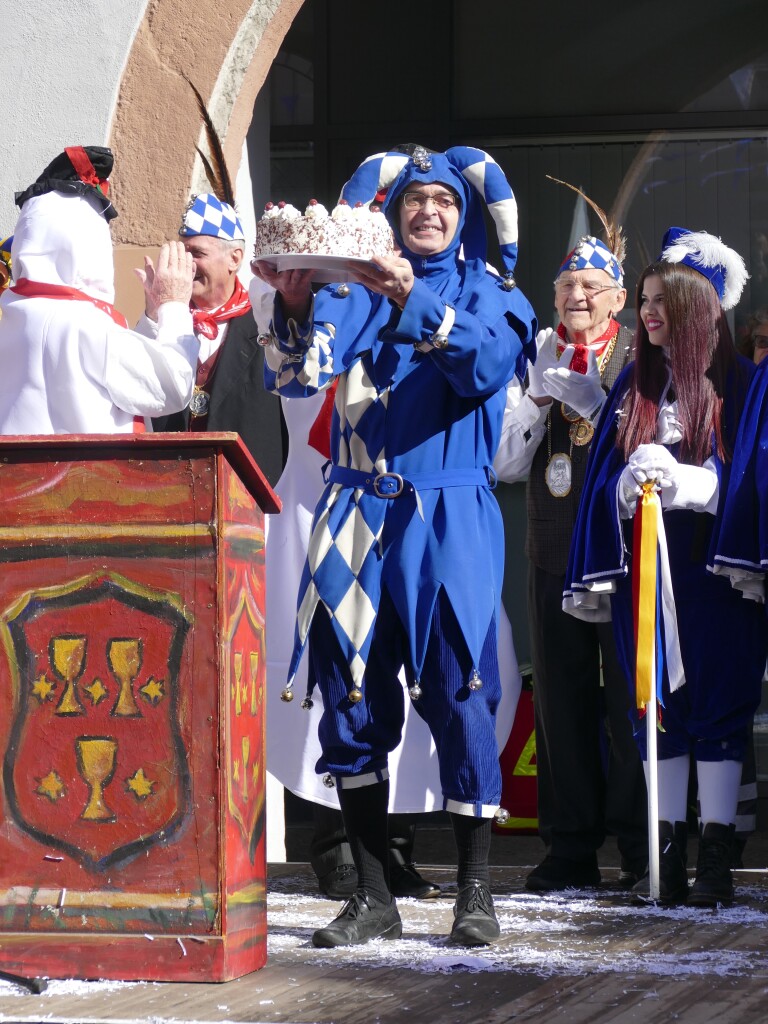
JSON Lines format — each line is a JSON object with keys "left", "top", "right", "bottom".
{"left": 1, "top": 854, "right": 768, "bottom": 1024}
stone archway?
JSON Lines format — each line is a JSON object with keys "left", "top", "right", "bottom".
{"left": 109, "top": 0, "right": 304, "bottom": 315}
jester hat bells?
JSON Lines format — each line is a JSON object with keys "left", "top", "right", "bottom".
{"left": 340, "top": 144, "right": 520, "bottom": 287}
{"left": 15, "top": 147, "right": 116, "bottom": 221}
{"left": 179, "top": 81, "right": 245, "bottom": 242}
{"left": 550, "top": 176, "right": 626, "bottom": 286}
{"left": 659, "top": 227, "right": 748, "bottom": 310}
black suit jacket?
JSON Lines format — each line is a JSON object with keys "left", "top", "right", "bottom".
{"left": 153, "top": 311, "right": 287, "bottom": 487}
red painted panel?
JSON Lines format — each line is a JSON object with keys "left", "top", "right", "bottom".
{"left": 0, "top": 438, "right": 270, "bottom": 981}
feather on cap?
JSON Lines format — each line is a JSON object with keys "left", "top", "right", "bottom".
{"left": 180, "top": 79, "right": 244, "bottom": 241}
{"left": 659, "top": 226, "right": 748, "bottom": 310}
{"left": 548, "top": 176, "right": 626, "bottom": 286}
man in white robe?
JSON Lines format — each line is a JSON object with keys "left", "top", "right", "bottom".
{"left": 0, "top": 146, "right": 198, "bottom": 434}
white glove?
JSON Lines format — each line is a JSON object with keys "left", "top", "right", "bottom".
{"left": 248, "top": 274, "right": 278, "bottom": 336}
{"left": 526, "top": 330, "right": 560, "bottom": 400}
{"left": 542, "top": 347, "right": 606, "bottom": 422}
{"left": 660, "top": 458, "right": 719, "bottom": 513}
{"left": 618, "top": 464, "right": 644, "bottom": 517}
{"left": 626, "top": 443, "right": 679, "bottom": 491}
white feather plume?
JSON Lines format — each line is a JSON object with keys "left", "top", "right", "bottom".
{"left": 661, "top": 230, "right": 748, "bottom": 310}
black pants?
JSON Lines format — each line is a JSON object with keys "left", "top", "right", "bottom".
{"left": 528, "top": 563, "right": 647, "bottom": 864}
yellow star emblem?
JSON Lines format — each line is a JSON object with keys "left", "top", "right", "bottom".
{"left": 126, "top": 768, "right": 155, "bottom": 800}
{"left": 140, "top": 677, "right": 165, "bottom": 705}
{"left": 31, "top": 675, "right": 56, "bottom": 702}
{"left": 37, "top": 771, "right": 65, "bottom": 801}
{"left": 85, "top": 678, "right": 108, "bottom": 705}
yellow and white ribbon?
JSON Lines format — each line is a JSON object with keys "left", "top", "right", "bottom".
{"left": 634, "top": 482, "right": 685, "bottom": 710}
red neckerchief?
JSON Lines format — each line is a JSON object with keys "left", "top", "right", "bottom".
{"left": 11, "top": 277, "right": 128, "bottom": 327}
{"left": 10, "top": 277, "right": 145, "bottom": 432}
{"left": 556, "top": 319, "right": 619, "bottom": 373}
{"left": 191, "top": 277, "right": 252, "bottom": 340}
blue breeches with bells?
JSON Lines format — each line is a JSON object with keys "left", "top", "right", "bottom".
{"left": 308, "top": 587, "right": 502, "bottom": 816}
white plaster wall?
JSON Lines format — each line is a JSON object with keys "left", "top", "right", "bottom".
{"left": 0, "top": 0, "right": 147, "bottom": 232}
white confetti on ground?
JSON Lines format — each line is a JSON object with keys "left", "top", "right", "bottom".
{"left": 2, "top": 874, "right": 767, "bottom": 1000}
{"left": 0, "top": 977, "right": 145, "bottom": 999}
{"left": 266, "top": 877, "right": 768, "bottom": 979}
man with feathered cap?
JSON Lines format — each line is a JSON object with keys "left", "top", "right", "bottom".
{"left": 0, "top": 146, "right": 199, "bottom": 433}
{"left": 254, "top": 144, "right": 536, "bottom": 947}
{"left": 494, "top": 184, "right": 648, "bottom": 893}
{"left": 144, "top": 95, "right": 285, "bottom": 486}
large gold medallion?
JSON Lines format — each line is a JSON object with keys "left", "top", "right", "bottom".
{"left": 545, "top": 452, "right": 572, "bottom": 498}
{"left": 569, "top": 419, "right": 595, "bottom": 447}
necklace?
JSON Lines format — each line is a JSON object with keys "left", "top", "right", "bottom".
{"left": 545, "top": 322, "right": 619, "bottom": 496}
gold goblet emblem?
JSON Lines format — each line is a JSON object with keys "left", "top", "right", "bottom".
{"left": 52, "top": 636, "right": 87, "bottom": 716}
{"left": 108, "top": 639, "right": 143, "bottom": 717}
{"left": 76, "top": 737, "right": 117, "bottom": 821}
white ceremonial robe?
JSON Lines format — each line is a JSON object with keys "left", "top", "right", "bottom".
{"left": 0, "top": 191, "right": 198, "bottom": 434}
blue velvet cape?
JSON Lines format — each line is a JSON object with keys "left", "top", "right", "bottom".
{"left": 565, "top": 358, "right": 765, "bottom": 757}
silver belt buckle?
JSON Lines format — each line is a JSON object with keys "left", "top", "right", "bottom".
{"left": 373, "top": 472, "right": 404, "bottom": 497}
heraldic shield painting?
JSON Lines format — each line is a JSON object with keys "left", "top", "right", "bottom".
{"left": 2, "top": 573, "right": 192, "bottom": 872}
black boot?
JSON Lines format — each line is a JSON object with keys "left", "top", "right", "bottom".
{"left": 388, "top": 847, "right": 441, "bottom": 900}
{"left": 632, "top": 821, "right": 688, "bottom": 903}
{"left": 388, "top": 819, "right": 441, "bottom": 899}
{"left": 688, "top": 822, "right": 735, "bottom": 907}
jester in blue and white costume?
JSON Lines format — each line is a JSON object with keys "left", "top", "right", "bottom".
{"left": 253, "top": 145, "right": 536, "bottom": 947}
{"left": 563, "top": 228, "right": 766, "bottom": 907}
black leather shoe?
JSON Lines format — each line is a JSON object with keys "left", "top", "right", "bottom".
{"left": 449, "top": 881, "right": 500, "bottom": 946}
{"left": 312, "top": 891, "right": 402, "bottom": 948}
{"left": 389, "top": 861, "right": 441, "bottom": 900}
{"left": 525, "top": 855, "right": 600, "bottom": 892}
{"left": 317, "top": 863, "right": 358, "bottom": 900}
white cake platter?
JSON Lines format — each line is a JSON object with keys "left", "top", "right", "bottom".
{"left": 252, "top": 253, "right": 378, "bottom": 283}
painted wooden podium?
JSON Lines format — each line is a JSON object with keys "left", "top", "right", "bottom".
{"left": 0, "top": 433, "right": 280, "bottom": 983}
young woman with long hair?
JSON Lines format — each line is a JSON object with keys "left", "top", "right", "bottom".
{"left": 564, "top": 228, "right": 765, "bottom": 907}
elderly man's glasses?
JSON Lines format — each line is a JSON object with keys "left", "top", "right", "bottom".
{"left": 555, "top": 278, "right": 617, "bottom": 298}
{"left": 401, "top": 192, "right": 457, "bottom": 211}
{"left": 752, "top": 333, "right": 768, "bottom": 349}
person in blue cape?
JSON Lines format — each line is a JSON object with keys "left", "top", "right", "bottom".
{"left": 253, "top": 144, "right": 536, "bottom": 947}
{"left": 711, "top": 352, "right": 768, "bottom": 594}
{"left": 564, "top": 228, "right": 766, "bottom": 907}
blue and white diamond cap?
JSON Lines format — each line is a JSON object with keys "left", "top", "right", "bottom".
{"left": 557, "top": 235, "right": 623, "bottom": 287}
{"left": 339, "top": 144, "right": 520, "bottom": 278}
{"left": 339, "top": 152, "right": 411, "bottom": 206}
{"left": 445, "top": 146, "right": 519, "bottom": 277}
{"left": 180, "top": 193, "right": 245, "bottom": 241}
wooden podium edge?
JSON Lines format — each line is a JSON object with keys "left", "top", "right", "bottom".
{"left": 0, "top": 432, "right": 282, "bottom": 515}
